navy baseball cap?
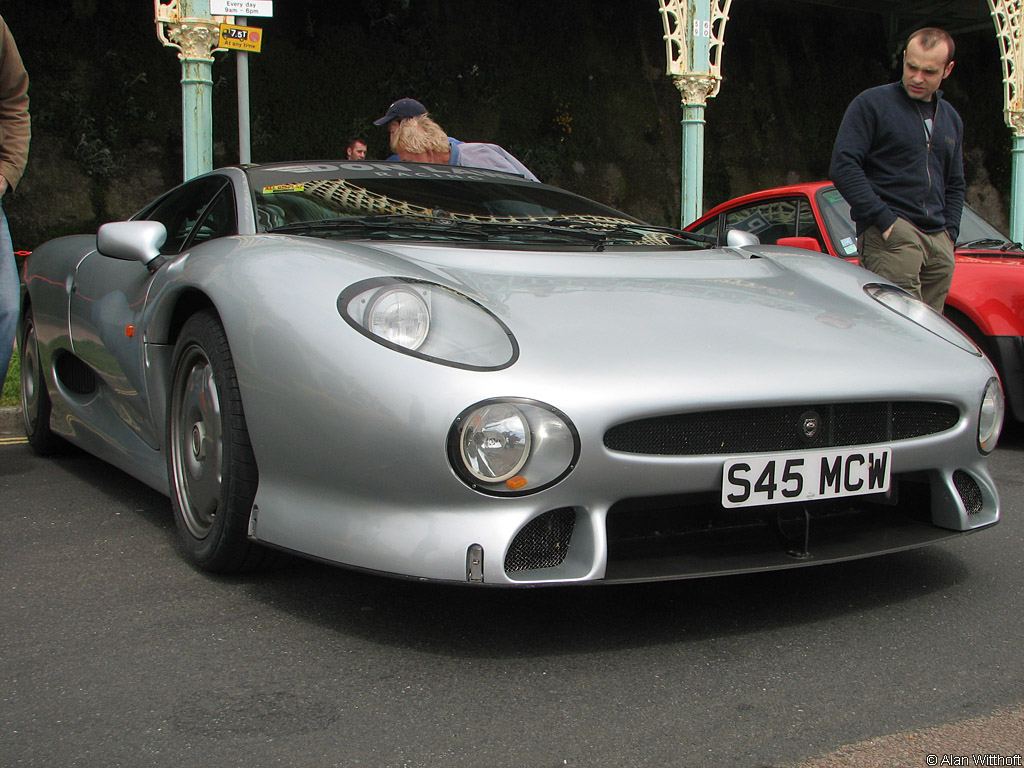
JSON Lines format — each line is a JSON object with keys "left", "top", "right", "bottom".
{"left": 373, "top": 98, "right": 427, "bottom": 126}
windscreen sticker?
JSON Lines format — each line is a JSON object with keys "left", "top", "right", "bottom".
{"left": 839, "top": 236, "right": 858, "bottom": 255}
{"left": 822, "top": 189, "right": 845, "bottom": 203}
{"left": 263, "top": 183, "right": 305, "bottom": 194}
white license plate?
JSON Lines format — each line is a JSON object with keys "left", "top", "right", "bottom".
{"left": 722, "top": 447, "right": 892, "bottom": 508}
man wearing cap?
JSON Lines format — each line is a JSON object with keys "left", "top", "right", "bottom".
{"left": 374, "top": 98, "right": 462, "bottom": 161}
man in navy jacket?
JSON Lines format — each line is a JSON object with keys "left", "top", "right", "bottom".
{"left": 830, "top": 27, "right": 964, "bottom": 311}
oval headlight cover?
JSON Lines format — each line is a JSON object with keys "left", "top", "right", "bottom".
{"left": 339, "top": 278, "right": 518, "bottom": 370}
{"left": 864, "top": 283, "right": 980, "bottom": 354}
{"left": 978, "top": 377, "right": 1004, "bottom": 454}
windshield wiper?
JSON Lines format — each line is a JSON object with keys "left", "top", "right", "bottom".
{"left": 268, "top": 215, "right": 490, "bottom": 240}
{"left": 268, "top": 215, "right": 434, "bottom": 234}
{"left": 267, "top": 214, "right": 713, "bottom": 250}
{"left": 269, "top": 215, "right": 616, "bottom": 247}
{"left": 477, "top": 216, "right": 713, "bottom": 249}
{"left": 585, "top": 221, "right": 714, "bottom": 247}
{"left": 957, "top": 237, "right": 1016, "bottom": 250}
{"left": 463, "top": 221, "right": 609, "bottom": 245}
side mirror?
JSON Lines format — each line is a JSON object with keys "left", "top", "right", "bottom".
{"left": 97, "top": 221, "right": 168, "bottom": 270}
{"left": 725, "top": 228, "right": 760, "bottom": 247}
{"left": 776, "top": 236, "right": 823, "bottom": 253}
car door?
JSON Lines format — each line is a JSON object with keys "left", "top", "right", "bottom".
{"left": 68, "top": 175, "right": 236, "bottom": 448}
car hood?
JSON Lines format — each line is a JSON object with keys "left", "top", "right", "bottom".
{"left": 332, "top": 238, "right": 990, "bottom": 406}
{"left": 188, "top": 235, "right": 993, "bottom": 413}
{"left": 956, "top": 249, "right": 1024, "bottom": 266}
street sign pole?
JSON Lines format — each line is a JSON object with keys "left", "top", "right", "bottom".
{"left": 211, "top": 1, "right": 273, "bottom": 165}
{"left": 236, "top": 16, "right": 251, "bottom": 164}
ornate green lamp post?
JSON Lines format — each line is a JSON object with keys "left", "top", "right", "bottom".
{"left": 155, "top": 0, "right": 229, "bottom": 180}
{"left": 659, "top": 0, "right": 733, "bottom": 227}
{"left": 990, "top": 0, "right": 1024, "bottom": 242}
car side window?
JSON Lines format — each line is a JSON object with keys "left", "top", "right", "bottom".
{"left": 185, "top": 185, "right": 237, "bottom": 250}
{"left": 794, "top": 202, "right": 825, "bottom": 248}
{"left": 723, "top": 200, "right": 798, "bottom": 244}
{"left": 138, "top": 176, "right": 234, "bottom": 255}
{"left": 690, "top": 218, "right": 721, "bottom": 241}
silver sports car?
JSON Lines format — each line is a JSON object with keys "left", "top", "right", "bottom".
{"left": 19, "top": 161, "right": 1004, "bottom": 585}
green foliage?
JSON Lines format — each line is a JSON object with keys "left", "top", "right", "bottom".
{"left": 11, "top": 6, "right": 179, "bottom": 177}
{"left": 2, "top": 349, "right": 18, "bottom": 408}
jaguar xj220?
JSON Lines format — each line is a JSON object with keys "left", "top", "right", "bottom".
{"left": 18, "top": 162, "right": 1003, "bottom": 584}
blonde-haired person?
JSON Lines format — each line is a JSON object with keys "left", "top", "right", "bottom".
{"left": 391, "top": 115, "right": 538, "bottom": 182}
{"left": 373, "top": 97, "right": 463, "bottom": 162}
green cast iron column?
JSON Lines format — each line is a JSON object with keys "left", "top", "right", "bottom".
{"left": 989, "top": 0, "right": 1024, "bottom": 242}
{"left": 1014, "top": 136, "right": 1024, "bottom": 241}
{"left": 178, "top": 0, "right": 216, "bottom": 179}
{"left": 156, "top": 0, "right": 220, "bottom": 180}
{"left": 660, "top": 0, "right": 732, "bottom": 228}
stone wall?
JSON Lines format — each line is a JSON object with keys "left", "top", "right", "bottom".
{"left": 2, "top": 0, "right": 1013, "bottom": 250}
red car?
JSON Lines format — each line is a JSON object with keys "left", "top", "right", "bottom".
{"left": 687, "top": 181, "right": 1024, "bottom": 421}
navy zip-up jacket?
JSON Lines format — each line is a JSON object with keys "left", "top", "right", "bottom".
{"left": 829, "top": 82, "right": 965, "bottom": 241}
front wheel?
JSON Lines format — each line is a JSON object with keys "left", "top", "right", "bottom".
{"left": 167, "top": 310, "right": 273, "bottom": 573}
{"left": 19, "top": 308, "right": 64, "bottom": 455}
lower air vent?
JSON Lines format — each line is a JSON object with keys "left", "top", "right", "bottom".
{"left": 953, "top": 470, "right": 983, "bottom": 515}
{"left": 54, "top": 353, "right": 98, "bottom": 395}
{"left": 505, "top": 508, "right": 576, "bottom": 573}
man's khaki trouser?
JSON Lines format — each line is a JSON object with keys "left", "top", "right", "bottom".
{"left": 858, "top": 217, "right": 955, "bottom": 311}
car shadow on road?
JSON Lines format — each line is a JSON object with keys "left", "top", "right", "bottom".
{"left": 243, "top": 538, "right": 972, "bottom": 659}
{"left": 25, "top": 444, "right": 978, "bottom": 659}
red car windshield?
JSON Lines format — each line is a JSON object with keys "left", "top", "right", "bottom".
{"left": 816, "top": 185, "right": 1018, "bottom": 252}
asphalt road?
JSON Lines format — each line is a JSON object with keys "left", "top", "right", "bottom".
{"left": 1, "top": 415, "right": 1022, "bottom": 768}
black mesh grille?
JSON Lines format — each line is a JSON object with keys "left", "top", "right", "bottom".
{"left": 505, "top": 508, "right": 576, "bottom": 573}
{"left": 54, "top": 353, "right": 98, "bottom": 396}
{"left": 604, "top": 402, "right": 959, "bottom": 456}
{"left": 953, "top": 470, "right": 984, "bottom": 515}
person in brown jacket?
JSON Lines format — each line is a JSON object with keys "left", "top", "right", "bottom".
{"left": 0, "top": 14, "right": 29, "bottom": 386}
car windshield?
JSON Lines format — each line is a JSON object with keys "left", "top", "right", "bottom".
{"left": 246, "top": 162, "right": 708, "bottom": 249}
{"left": 815, "top": 187, "right": 859, "bottom": 257}
{"left": 816, "top": 185, "right": 1021, "bottom": 254}
{"left": 955, "top": 206, "right": 1020, "bottom": 250}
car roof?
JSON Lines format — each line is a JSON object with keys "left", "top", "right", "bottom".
{"left": 242, "top": 160, "right": 540, "bottom": 187}
{"left": 694, "top": 181, "right": 834, "bottom": 224}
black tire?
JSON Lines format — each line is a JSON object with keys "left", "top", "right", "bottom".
{"left": 167, "top": 310, "right": 273, "bottom": 573}
{"left": 19, "top": 308, "right": 64, "bottom": 455}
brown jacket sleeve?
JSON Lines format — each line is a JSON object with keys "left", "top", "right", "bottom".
{"left": 0, "top": 15, "right": 30, "bottom": 192}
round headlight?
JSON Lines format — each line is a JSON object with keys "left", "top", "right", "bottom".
{"left": 459, "top": 403, "right": 531, "bottom": 483}
{"left": 978, "top": 377, "right": 1004, "bottom": 454}
{"left": 364, "top": 287, "right": 429, "bottom": 350}
{"left": 449, "top": 399, "right": 579, "bottom": 496}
